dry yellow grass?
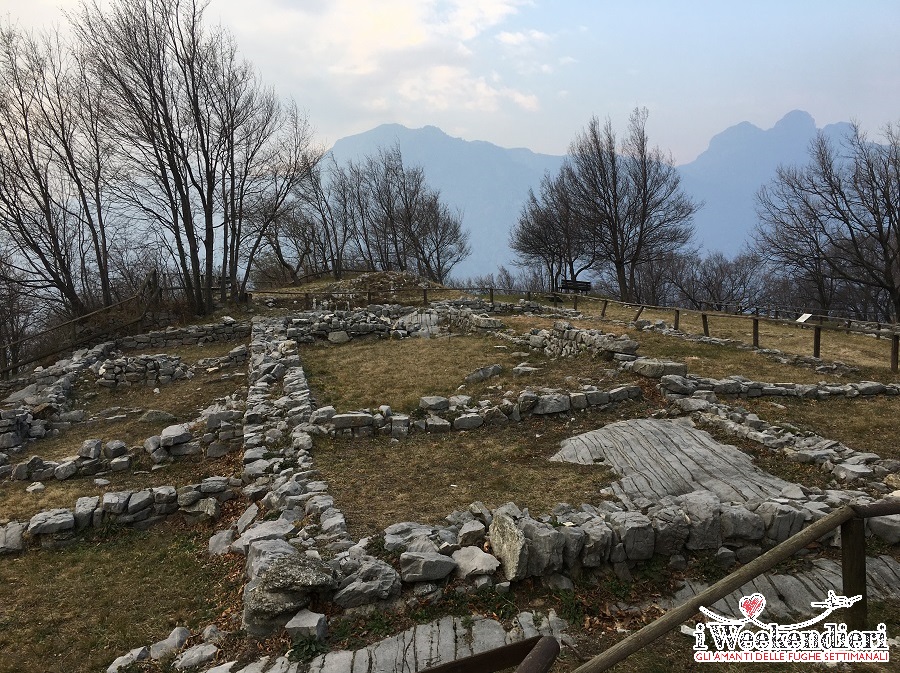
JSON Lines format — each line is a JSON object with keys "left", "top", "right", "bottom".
{"left": 743, "top": 396, "right": 900, "bottom": 461}
{"left": 0, "top": 521, "right": 244, "bottom": 673}
{"left": 299, "top": 332, "right": 648, "bottom": 414}
{"left": 314, "top": 398, "right": 655, "bottom": 538}
{"left": 566, "top": 297, "right": 900, "bottom": 381}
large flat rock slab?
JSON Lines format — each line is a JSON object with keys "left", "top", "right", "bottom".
{"left": 306, "top": 612, "right": 566, "bottom": 673}
{"left": 551, "top": 418, "right": 794, "bottom": 504}
{"left": 671, "top": 555, "right": 900, "bottom": 621}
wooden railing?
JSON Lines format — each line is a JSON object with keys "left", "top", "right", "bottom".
{"left": 0, "top": 271, "right": 159, "bottom": 379}
{"left": 570, "top": 498, "right": 900, "bottom": 673}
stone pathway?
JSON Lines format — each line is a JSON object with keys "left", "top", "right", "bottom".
{"left": 307, "top": 611, "right": 566, "bottom": 673}
{"left": 551, "top": 418, "right": 795, "bottom": 505}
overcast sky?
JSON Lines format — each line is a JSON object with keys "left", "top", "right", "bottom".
{"left": 6, "top": 0, "right": 900, "bottom": 164}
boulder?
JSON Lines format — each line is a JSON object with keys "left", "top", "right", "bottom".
{"left": 333, "top": 558, "right": 400, "bottom": 608}
{"left": 608, "top": 511, "right": 654, "bottom": 561}
{"left": 285, "top": 609, "right": 327, "bottom": 641}
{"left": 532, "top": 393, "right": 570, "bottom": 415}
{"left": 488, "top": 513, "right": 528, "bottom": 581}
{"left": 399, "top": 551, "right": 457, "bottom": 582}
{"left": 451, "top": 546, "right": 500, "bottom": 578}
{"left": 26, "top": 508, "right": 75, "bottom": 536}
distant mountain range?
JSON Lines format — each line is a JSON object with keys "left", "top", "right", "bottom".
{"left": 329, "top": 111, "right": 853, "bottom": 279}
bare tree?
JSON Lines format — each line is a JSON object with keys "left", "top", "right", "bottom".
{"left": 510, "top": 169, "right": 595, "bottom": 291}
{"left": 565, "top": 108, "right": 699, "bottom": 301}
{"left": 756, "top": 124, "right": 900, "bottom": 321}
{"left": 0, "top": 24, "right": 123, "bottom": 314}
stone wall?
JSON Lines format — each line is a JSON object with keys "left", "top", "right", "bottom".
{"left": 116, "top": 319, "right": 251, "bottom": 351}
{"left": 308, "top": 384, "right": 643, "bottom": 439}
{"left": 0, "top": 477, "right": 234, "bottom": 554}
{"left": 500, "top": 320, "right": 640, "bottom": 360}
{"left": 94, "top": 354, "right": 192, "bottom": 389}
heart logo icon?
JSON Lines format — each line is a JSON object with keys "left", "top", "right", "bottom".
{"left": 739, "top": 593, "right": 766, "bottom": 619}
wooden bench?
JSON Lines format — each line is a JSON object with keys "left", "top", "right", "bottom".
{"left": 558, "top": 278, "right": 591, "bottom": 293}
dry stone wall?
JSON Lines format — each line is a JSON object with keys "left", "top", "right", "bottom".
{"left": 0, "top": 477, "right": 235, "bottom": 554}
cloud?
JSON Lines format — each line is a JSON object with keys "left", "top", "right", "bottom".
{"left": 397, "top": 65, "right": 538, "bottom": 112}
{"left": 496, "top": 29, "right": 550, "bottom": 47}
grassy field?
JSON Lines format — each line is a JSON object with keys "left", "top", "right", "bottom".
{"left": 0, "top": 521, "right": 244, "bottom": 673}
{"left": 299, "top": 332, "right": 633, "bottom": 413}
{"left": 4, "top": 284, "right": 900, "bottom": 673}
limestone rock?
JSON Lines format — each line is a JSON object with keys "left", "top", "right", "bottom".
{"left": 285, "top": 609, "right": 327, "bottom": 641}
{"left": 452, "top": 546, "right": 500, "bottom": 578}
{"left": 608, "top": 511, "right": 654, "bottom": 561}
{"left": 107, "top": 646, "right": 149, "bottom": 673}
{"left": 580, "top": 520, "right": 614, "bottom": 566}
{"left": 150, "top": 626, "right": 192, "bottom": 660}
{"left": 519, "top": 518, "right": 565, "bottom": 576}
{"left": 419, "top": 396, "right": 450, "bottom": 412}
{"left": 399, "top": 551, "right": 457, "bottom": 582}
{"left": 457, "top": 520, "right": 486, "bottom": 547}
{"left": 174, "top": 643, "right": 218, "bottom": 670}
{"left": 160, "top": 424, "right": 192, "bottom": 447}
{"left": 532, "top": 393, "right": 570, "bottom": 415}
{"left": 488, "top": 513, "right": 528, "bottom": 581}
{"left": 27, "top": 508, "right": 75, "bottom": 535}
{"left": 651, "top": 506, "right": 690, "bottom": 556}
{"left": 868, "top": 514, "right": 900, "bottom": 545}
{"left": 679, "top": 491, "right": 722, "bottom": 550}
{"left": 630, "top": 358, "right": 688, "bottom": 378}
{"left": 720, "top": 504, "right": 765, "bottom": 541}
{"left": 333, "top": 558, "right": 400, "bottom": 608}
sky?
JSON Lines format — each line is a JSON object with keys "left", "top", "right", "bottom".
{"left": 4, "top": 0, "right": 900, "bottom": 164}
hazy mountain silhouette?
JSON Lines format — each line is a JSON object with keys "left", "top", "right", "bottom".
{"left": 329, "top": 112, "right": 854, "bottom": 279}
{"left": 329, "top": 124, "right": 563, "bottom": 279}
{"left": 679, "top": 110, "right": 853, "bottom": 254}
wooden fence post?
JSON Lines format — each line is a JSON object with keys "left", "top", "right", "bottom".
{"left": 840, "top": 517, "right": 867, "bottom": 630}
{"left": 601, "top": 300, "right": 608, "bottom": 318}
{"left": 633, "top": 306, "right": 644, "bottom": 322}
{"left": 892, "top": 334, "right": 899, "bottom": 373}
{"left": 673, "top": 309, "right": 680, "bottom": 331}
{"left": 752, "top": 318, "right": 759, "bottom": 348}
{"left": 526, "top": 291, "right": 531, "bottom": 301}
{"left": 489, "top": 288, "right": 494, "bottom": 304}
{"left": 305, "top": 292, "right": 311, "bottom": 310}
{"left": 367, "top": 291, "right": 373, "bottom": 303}
{"left": 423, "top": 288, "right": 428, "bottom": 306}
{"left": 814, "top": 325, "right": 822, "bottom": 358}
{"left": 573, "top": 294, "right": 578, "bottom": 311}
{"left": 701, "top": 313, "right": 709, "bottom": 337}
{"left": 876, "top": 322, "right": 882, "bottom": 339}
